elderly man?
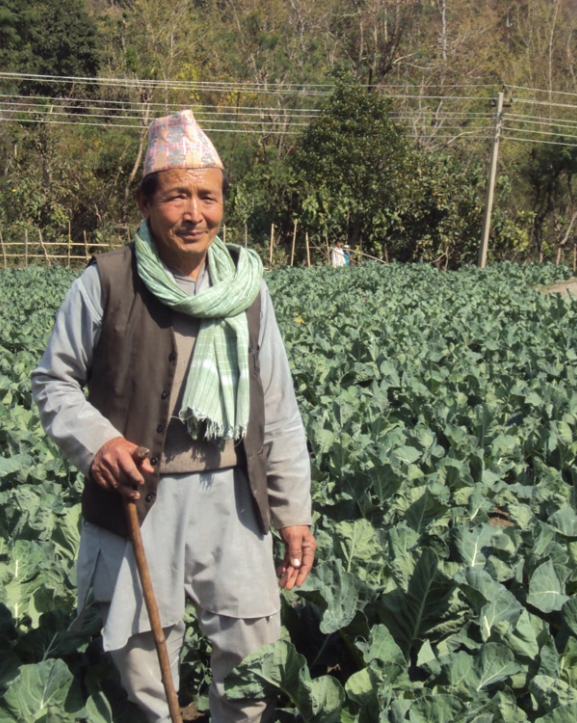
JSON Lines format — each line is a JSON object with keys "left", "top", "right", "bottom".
{"left": 32, "top": 110, "right": 316, "bottom": 723}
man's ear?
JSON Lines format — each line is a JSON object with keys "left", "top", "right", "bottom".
{"left": 135, "top": 189, "right": 151, "bottom": 219}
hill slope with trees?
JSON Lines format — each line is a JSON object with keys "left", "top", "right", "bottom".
{"left": 1, "top": 0, "right": 577, "bottom": 267}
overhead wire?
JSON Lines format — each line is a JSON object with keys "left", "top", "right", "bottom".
{"left": 502, "top": 124, "right": 577, "bottom": 142}
{"left": 1, "top": 72, "right": 576, "bottom": 146}
{"left": 0, "top": 93, "right": 322, "bottom": 116}
{"left": 0, "top": 104, "right": 315, "bottom": 127}
{"left": 502, "top": 135, "right": 577, "bottom": 148}
{"left": 0, "top": 117, "right": 304, "bottom": 134}
{"left": 505, "top": 84, "right": 577, "bottom": 100}
{"left": 0, "top": 71, "right": 509, "bottom": 94}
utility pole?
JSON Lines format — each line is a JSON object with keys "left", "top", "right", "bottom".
{"left": 478, "top": 91, "right": 505, "bottom": 269}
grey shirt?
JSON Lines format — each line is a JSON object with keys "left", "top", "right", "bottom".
{"left": 31, "top": 262, "right": 312, "bottom": 530}
{"left": 32, "top": 261, "right": 312, "bottom": 650}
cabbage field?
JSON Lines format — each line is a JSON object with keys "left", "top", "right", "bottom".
{"left": 2, "top": 262, "right": 577, "bottom": 722}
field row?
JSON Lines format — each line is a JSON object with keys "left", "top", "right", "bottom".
{"left": 1, "top": 262, "right": 577, "bottom": 722}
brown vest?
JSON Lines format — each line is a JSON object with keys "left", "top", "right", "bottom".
{"left": 82, "top": 243, "right": 269, "bottom": 538}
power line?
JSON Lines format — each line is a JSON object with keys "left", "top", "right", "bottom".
{"left": 0, "top": 103, "right": 315, "bottom": 127}
{"left": 505, "top": 84, "right": 577, "bottom": 101}
{"left": 0, "top": 72, "right": 335, "bottom": 96}
{"left": 0, "top": 93, "right": 321, "bottom": 116}
{"left": 2, "top": 72, "right": 577, "bottom": 148}
{"left": 0, "top": 71, "right": 509, "bottom": 94}
{"left": 503, "top": 134, "right": 577, "bottom": 148}
{"left": 0, "top": 72, "right": 502, "bottom": 105}
{"left": 512, "top": 96, "right": 577, "bottom": 112}
{"left": 0, "top": 116, "right": 304, "bottom": 134}
{"left": 506, "top": 111, "right": 577, "bottom": 127}
{"left": 502, "top": 124, "right": 577, "bottom": 142}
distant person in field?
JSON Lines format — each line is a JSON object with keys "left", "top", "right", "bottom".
{"left": 343, "top": 244, "right": 352, "bottom": 266}
{"left": 32, "top": 110, "right": 316, "bottom": 723}
{"left": 331, "top": 239, "right": 346, "bottom": 267}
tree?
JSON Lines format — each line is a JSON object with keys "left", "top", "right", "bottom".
{"left": 0, "top": 0, "right": 100, "bottom": 93}
{"left": 288, "top": 84, "right": 407, "bottom": 256}
{"left": 525, "top": 139, "right": 577, "bottom": 262}
{"left": 329, "top": 0, "right": 420, "bottom": 86}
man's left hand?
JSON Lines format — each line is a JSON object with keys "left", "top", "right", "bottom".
{"left": 277, "top": 525, "right": 316, "bottom": 590}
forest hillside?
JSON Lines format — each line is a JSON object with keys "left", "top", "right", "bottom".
{"left": 1, "top": 0, "right": 577, "bottom": 267}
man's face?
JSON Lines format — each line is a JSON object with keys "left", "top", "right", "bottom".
{"left": 136, "top": 167, "right": 224, "bottom": 278}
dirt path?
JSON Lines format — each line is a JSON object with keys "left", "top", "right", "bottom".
{"left": 540, "top": 277, "right": 577, "bottom": 296}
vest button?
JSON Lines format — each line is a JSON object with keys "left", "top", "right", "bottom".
{"left": 161, "top": 391, "right": 169, "bottom": 399}
{"left": 156, "top": 424, "right": 163, "bottom": 433}
{"left": 145, "top": 493, "right": 155, "bottom": 503}
{"left": 168, "top": 352, "right": 176, "bottom": 362}
{"left": 150, "top": 456, "right": 159, "bottom": 465}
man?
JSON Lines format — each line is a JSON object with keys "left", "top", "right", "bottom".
{"left": 330, "top": 240, "right": 346, "bottom": 267}
{"left": 32, "top": 110, "right": 316, "bottom": 723}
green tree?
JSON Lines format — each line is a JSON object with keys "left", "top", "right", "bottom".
{"left": 288, "top": 84, "right": 407, "bottom": 256}
{"left": 525, "top": 139, "right": 577, "bottom": 262}
{"left": 0, "top": 0, "right": 100, "bottom": 92}
{"left": 0, "top": 0, "right": 24, "bottom": 71}
{"left": 388, "top": 151, "right": 485, "bottom": 267}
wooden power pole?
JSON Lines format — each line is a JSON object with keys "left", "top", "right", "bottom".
{"left": 478, "top": 91, "right": 505, "bottom": 269}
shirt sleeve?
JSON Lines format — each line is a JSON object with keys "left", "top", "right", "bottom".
{"left": 258, "top": 281, "right": 313, "bottom": 529}
{"left": 31, "top": 265, "right": 123, "bottom": 475}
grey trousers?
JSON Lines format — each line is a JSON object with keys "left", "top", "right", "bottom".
{"left": 108, "top": 608, "right": 280, "bottom": 723}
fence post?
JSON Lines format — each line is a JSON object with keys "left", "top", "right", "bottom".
{"left": 223, "top": 225, "right": 227, "bottom": 244}
{"left": 68, "top": 222, "right": 72, "bottom": 267}
{"left": 25, "top": 229, "right": 29, "bottom": 267}
{"left": 244, "top": 223, "right": 248, "bottom": 248}
{"left": 269, "top": 224, "right": 275, "bottom": 267}
{"left": 84, "top": 231, "right": 89, "bottom": 262}
{"left": 38, "top": 229, "right": 51, "bottom": 267}
{"left": 305, "top": 232, "right": 311, "bottom": 267}
{"left": 291, "top": 219, "right": 297, "bottom": 267}
{"left": 0, "top": 230, "right": 6, "bottom": 269}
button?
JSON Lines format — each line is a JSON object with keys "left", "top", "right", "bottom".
{"left": 150, "top": 456, "right": 159, "bottom": 465}
{"left": 156, "top": 424, "right": 163, "bottom": 433}
{"left": 145, "top": 493, "right": 155, "bottom": 503}
{"left": 161, "top": 391, "right": 169, "bottom": 399}
{"left": 168, "top": 352, "right": 176, "bottom": 362}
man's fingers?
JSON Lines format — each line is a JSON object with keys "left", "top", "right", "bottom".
{"left": 91, "top": 437, "right": 148, "bottom": 496}
{"left": 278, "top": 561, "right": 300, "bottom": 590}
{"left": 278, "top": 526, "right": 317, "bottom": 590}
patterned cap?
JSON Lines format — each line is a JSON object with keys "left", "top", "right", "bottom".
{"left": 142, "top": 109, "right": 223, "bottom": 177}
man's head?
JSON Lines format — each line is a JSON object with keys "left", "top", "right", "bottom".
{"left": 136, "top": 110, "right": 226, "bottom": 278}
{"left": 335, "top": 240, "right": 342, "bottom": 248}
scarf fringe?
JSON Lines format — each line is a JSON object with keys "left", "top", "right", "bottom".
{"left": 182, "top": 410, "right": 247, "bottom": 443}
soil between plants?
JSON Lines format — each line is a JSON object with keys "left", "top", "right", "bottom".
{"left": 181, "top": 702, "right": 208, "bottom": 721}
{"left": 540, "top": 277, "right": 577, "bottom": 296}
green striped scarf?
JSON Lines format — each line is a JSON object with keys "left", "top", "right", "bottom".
{"left": 134, "top": 220, "right": 263, "bottom": 441}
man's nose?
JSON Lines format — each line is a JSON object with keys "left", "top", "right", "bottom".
{"left": 183, "top": 197, "right": 202, "bottom": 221}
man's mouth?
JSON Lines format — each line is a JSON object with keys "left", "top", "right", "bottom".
{"left": 177, "top": 228, "right": 205, "bottom": 241}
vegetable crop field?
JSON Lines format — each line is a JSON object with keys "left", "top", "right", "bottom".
{"left": 2, "top": 262, "right": 577, "bottom": 722}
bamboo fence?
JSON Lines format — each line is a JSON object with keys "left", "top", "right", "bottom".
{"left": 0, "top": 222, "right": 386, "bottom": 270}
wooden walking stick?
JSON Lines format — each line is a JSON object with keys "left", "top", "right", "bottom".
{"left": 125, "top": 447, "right": 183, "bottom": 723}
